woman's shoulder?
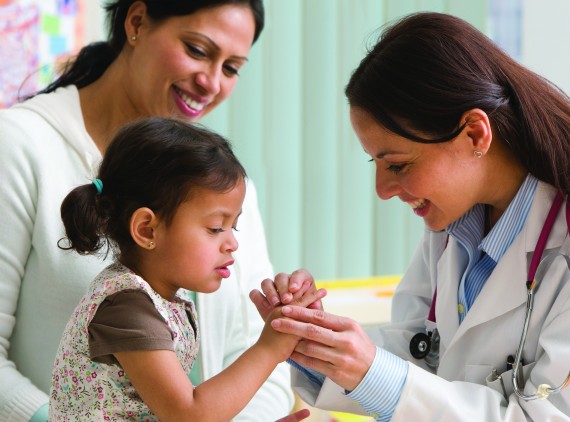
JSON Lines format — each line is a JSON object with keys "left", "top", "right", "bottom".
{"left": 0, "top": 86, "right": 98, "bottom": 169}
{"left": 0, "top": 102, "right": 50, "bottom": 138}
{"left": 0, "top": 86, "right": 80, "bottom": 145}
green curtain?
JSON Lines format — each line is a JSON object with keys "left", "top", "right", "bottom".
{"left": 201, "top": 0, "right": 488, "bottom": 280}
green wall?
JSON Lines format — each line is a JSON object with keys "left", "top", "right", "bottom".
{"left": 201, "top": 0, "right": 489, "bottom": 280}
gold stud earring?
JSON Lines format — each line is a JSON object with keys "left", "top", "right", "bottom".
{"left": 474, "top": 151, "right": 483, "bottom": 158}
{"left": 147, "top": 241, "right": 154, "bottom": 248}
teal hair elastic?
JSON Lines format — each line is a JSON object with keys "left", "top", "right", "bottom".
{"left": 92, "top": 178, "right": 103, "bottom": 195}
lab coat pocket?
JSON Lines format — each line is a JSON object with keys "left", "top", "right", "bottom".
{"left": 485, "top": 369, "right": 509, "bottom": 401}
{"left": 485, "top": 361, "right": 536, "bottom": 399}
{"left": 466, "top": 364, "right": 494, "bottom": 384}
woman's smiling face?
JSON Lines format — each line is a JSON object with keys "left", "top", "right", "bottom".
{"left": 123, "top": 3, "right": 256, "bottom": 122}
{"left": 350, "top": 106, "right": 484, "bottom": 232}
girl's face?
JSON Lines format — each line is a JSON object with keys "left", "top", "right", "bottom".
{"left": 149, "top": 180, "right": 246, "bottom": 300}
{"left": 123, "top": 3, "right": 255, "bottom": 122}
{"left": 350, "top": 106, "right": 484, "bottom": 232}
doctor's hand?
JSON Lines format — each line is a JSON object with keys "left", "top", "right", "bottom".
{"left": 271, "top": 306, "right": 377, "bottom": 392}
{"left": 250, "top": 281, "right": 327, "bottom": 322}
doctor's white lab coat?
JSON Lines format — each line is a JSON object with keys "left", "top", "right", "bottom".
{"left": 293, "top": 181, "right": 570, "bottom": 421}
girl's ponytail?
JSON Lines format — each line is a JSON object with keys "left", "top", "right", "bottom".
{"left": 59, "top": 181, "right": 112, "bottom": 255}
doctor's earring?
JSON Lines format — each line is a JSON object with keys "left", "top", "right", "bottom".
{"left": 474, "top": 151, "right": 484, "bottom": 158}
{"left": 146, "top": 241, "right": 155, "bottom": 249}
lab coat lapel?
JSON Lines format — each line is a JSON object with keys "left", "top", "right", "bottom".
{"left": 444, "top": 182, "right": 564, "bottom": 350}
{"left": 434, "top": 238, "right": 463, "bottom": 350}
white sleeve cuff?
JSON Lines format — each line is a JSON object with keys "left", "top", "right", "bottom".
{"left": 287, "top": 358, "right": 326, "bottom": 386}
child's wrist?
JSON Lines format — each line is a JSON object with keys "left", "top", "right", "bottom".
{"left": 252, "top": 339, "right": 290, "bottom": 364}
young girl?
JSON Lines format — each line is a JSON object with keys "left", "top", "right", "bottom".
{"left": 49, "top": 117, "right": 324, "bottom": 421}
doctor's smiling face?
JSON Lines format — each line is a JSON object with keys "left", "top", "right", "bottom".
{"left": 350, "top": 106, "right": 484, "bottom": 232}
{"left": 122, "top": 2, "right": 255, "bottom": 122}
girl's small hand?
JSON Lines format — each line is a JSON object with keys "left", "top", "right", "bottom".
{"left": 255, "top": 269, "right": 322, "bottom": 309}
{"left": 250, "top": 282, "right": 326, "bottom": 322}
{"left": 276, "top": 409, "right": 311, "bottom": 421}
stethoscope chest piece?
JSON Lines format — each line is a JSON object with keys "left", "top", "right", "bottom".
{"left": 410, "top": 332, "right": 431, "bottom": 359}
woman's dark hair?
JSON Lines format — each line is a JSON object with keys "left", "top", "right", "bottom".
{"left": 345, "top": 12, "right": 570, "bottom": 193}
{"left": 36, "top": 0, "right": 264, "bottom": 95}
{"left": 59, "top": 117, "right": 246, "bottom": 259}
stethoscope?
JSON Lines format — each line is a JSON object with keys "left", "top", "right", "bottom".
{"left": 409, "top": 191, "right": 570, "bottom": 401}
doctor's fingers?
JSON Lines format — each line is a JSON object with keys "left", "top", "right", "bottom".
{"left": 290, "top": 341, "right": 373, "bottom": 392}
{"left": 271, "top": 317, "right": 337, "bottom": 348}
{"left": 294, "top": 320, "right": 376, "bottom": 373}
{"left": 279, "top": 305, "right": 356, "bottom": 333}
{"left": 272, "top": 309, "right": 360, "bottom": 346}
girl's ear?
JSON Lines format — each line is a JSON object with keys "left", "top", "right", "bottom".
{"left": 460, "top": 108, "right": 493, "bottom": 156}
{"left": 124, "top": 1, "right": 148, "bottom": 45}
{"left": 130, "top": 207, "right": 158, "bottom": 250}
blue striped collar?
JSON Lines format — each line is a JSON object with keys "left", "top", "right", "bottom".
{"left": 446, "top": 174, "right": 539, "bottom": 263}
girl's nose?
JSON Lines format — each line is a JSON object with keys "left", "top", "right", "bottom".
{"left": 224, "top": 231, "right": 239, "bottom": 253}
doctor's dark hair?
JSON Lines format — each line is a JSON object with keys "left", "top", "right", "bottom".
{"left": 59, "top": 117, "right": 246, "bottom": 259}
{"left": 345, "top": 12, "right": 570, "bottom": 193}
{"left": 35, "top": 0, "right": 264, "bottom": 95}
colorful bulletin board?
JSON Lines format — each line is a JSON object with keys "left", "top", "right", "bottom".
{"left": 0, "top": 0, "right": 85, "bottom": 108}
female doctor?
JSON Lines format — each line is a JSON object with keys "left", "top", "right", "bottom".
{"left": 251, "top": 12, "right": 570, "bottom": 421}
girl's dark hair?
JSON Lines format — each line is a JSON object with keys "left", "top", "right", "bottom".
{"left": 345, "top": 12, "right": 570, "bottom": 193}
{"left": 59, "top": 117, "right": 246, "bottom": 258}
{"left": 36, "top": 0, "right": 264, "bottom": 95}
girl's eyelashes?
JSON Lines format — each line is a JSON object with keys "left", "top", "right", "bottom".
{"left": 209, "top": 226, "right": 239, "bottom": 234}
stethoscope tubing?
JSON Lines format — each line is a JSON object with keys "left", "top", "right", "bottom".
{"left": 512, "top": 192, "right": 570, "bottom": 400}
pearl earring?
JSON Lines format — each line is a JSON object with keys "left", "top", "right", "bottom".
{"left": 130, "top": 35, "right": 137, "bottom": 41}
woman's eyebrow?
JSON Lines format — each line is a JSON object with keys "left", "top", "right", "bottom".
{"left": 183, "top": 31, "right": 249, "bottom": 62}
